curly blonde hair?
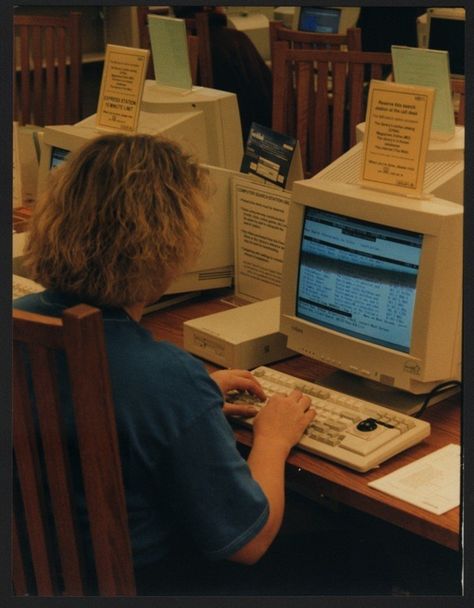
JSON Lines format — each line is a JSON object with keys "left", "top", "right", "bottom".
{"left": 23, "top": 133, "right": 209, "bottom": 307}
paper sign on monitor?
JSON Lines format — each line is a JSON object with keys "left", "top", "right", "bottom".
{"left": 96, "top": 44, "right": 149, "bottom": 133}
{"left": 232, "top": 176, "right": 291, "bottom": 302}
{"left": 360, "top": 80, "right": 435, "bottom": 198}
{"left": 148, "top": 15, "right": 192, "bottom": 90}
{"left": 392, "top": 45, "right": 455, "bottom": 141}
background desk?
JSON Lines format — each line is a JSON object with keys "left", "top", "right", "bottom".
{"left": 142, "top": 289, "right": 460, "bottom": 552}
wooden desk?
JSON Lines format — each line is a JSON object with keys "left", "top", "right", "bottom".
{"left": 141, "top": 290, "right": 461, "bottom": 552}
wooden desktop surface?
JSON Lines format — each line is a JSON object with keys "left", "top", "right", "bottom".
{"left": 141, "top": 289, "right": 461, "bottom": 552}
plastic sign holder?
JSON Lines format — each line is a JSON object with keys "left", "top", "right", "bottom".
{"left": 360, "top": 80, "right": 435, "bottom": 199}
{"left": 96, "top": 44, "right": 150, "bottom": 133}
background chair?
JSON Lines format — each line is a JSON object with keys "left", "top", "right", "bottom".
{"left": 272, "top": 44, "right": 392, "bottom": 176}
{"left": 13, "top": 305, "right": 135, "bottom": 596}
{"left": 182, "top": 11, "right": 214, "bottom": 88}
{"left": 451, "top": 78, "right": 465, "bottom": 126}
{"left": 13, "top": 12, "right": 82, "bottom": 126}
{"left": 269, "top": 21, "right": 362, "bottom": 66}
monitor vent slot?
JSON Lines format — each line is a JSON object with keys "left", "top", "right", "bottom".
{"left": 320, "top": 155, "right": 361, "bottom": 184}
{"left": 318, "top": 153, "right": 461, "bottom": 190}
{"left": 423, "top": 160, "right": 460, "bottom": 190}
{"left": 198, "top": 268, "right": 233, "bottom": 281}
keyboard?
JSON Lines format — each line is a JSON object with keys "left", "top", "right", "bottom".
{"left": 13, "top": 274, "right": 43, "bottom": 299}
{"left": 228, "top": 366, "right": 431, "bottom": 472}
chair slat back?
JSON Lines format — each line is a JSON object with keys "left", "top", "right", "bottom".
{"left": 13, "top": 305, "right": 136, "bottom": 596}
{"left": 184, "top": 12, "right": 213, "bottom": 87}
{"left": 269, "top": 21, "right": 361, "bottom": 66}
{"left": 14, "top": 12, "right": 82, "bottom": 126}
{"left": 272, "top": 44, "right": 392, "bottom": 176}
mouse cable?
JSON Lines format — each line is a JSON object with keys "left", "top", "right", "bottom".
{"left": 413, "top": 380, "right": 462, "bottom": 419}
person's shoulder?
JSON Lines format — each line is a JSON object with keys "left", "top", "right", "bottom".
{"left": 13, "top": 291, "right": 56, "bottom": 316}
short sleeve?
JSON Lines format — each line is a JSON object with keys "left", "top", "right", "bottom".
{"left": 167, "top": 407, "right": 269, "bottom": 560}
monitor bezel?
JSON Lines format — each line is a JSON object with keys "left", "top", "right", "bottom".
{"left": 280, "top": 179, "right": 462, "bottom": 394}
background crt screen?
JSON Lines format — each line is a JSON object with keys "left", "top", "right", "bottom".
{"left": 299, "top": 7, "right": 340, "bottom": 33}
{"left": 50, "top": 147, "right": 70, "bottom": 169}
{"left": 296, "top": 208, "right": 423, "bottom": 352}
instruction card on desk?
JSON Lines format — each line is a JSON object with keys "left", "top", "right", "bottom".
{"left": 96, "top": 44, "right": 149, "bottom": 133}
{"left": 368, "top": 444, "right": 460, "bottom": 515}
{"left": 148, "top": 15, "right": 192, "bottom": 90}
{"left": 360, "top": 80, "right": 435, "bottom": 198}
{"left": 392, "top": 45, "right": 455, "bottom": 140}
{"left": 232, "top": 176, "right": 291, "bottom": 302}
{"left": 241, "top": 123, "right": 303, "bottom": 190}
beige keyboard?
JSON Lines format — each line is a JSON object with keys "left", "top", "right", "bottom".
{"left": 229, "top": 366, "right": 431, "bottom": 472}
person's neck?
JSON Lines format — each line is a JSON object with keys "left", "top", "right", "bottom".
{"left": 124, "top": 302, "right": 145, "bottom": 322}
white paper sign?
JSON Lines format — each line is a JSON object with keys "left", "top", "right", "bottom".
{"left": 232, "top": 176, "right": 291, "bottom": 301}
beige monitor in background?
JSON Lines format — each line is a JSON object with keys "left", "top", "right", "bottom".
{"left": 141, "top": 82, "right": 244, "bottom": 172}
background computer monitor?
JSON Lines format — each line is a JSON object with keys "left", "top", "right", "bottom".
{"left": 298, "top": 6, "right": 341, "bottom": 34}
{"left": 141, "top": 82, "right": 244, "bottom": 171}
{"left": 280, "top": 177, "right": 462, "bottom": 414}
{"left": 426, "top": 7, "right": 465, "bottom": 77}
{"left": 292, "top": 6, "right": 360, "bottom": 34}
{"left": 35, "top": 121, "right": 236, "bottom": 298}
{"left": 36, "top": 110, "right": 209, "bottom": 198}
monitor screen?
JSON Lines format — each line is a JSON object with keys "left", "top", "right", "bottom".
{"left": 50, "top": 146, "right": 70, "bottom": 169}
{"left": 298, "top": 7, "right": 341, "bottom": 33}
{"left": 296, "top": 208, "right": 423, "bottom": 353}
{"left": 428, "top": 15, "right": 465, "bottom": 76}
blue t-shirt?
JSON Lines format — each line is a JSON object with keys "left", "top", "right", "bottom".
{"left": 14, "top": 291, "right": 269, "bottom": 568}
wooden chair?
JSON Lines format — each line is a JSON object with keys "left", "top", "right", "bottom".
{"left": 451, "top": 77, "right": 465, "bottom": 126}
{"left": 183, "top": 11, "right": 214, "bottom": 88}
{"left": 272, "top": 44, "right": 392, "bottom": 176}
{"left": 269, "top": 21, "right": 362, "bottom": 66}
{"left": 13, "top": 305, "right": 136, "bottom": 596}
{"left": 13, "top": 12, "right": 82, "bottom": 126}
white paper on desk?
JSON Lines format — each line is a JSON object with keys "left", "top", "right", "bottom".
{"left": 368, "top": 444, "right": 460, "bottom": 515}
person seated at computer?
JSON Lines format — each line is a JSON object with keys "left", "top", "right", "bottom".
{"left": 14, "top": 133, "right": 315, "bottom": 594}
{"left": 173, "top": 6, "right": 273, "bottom": 142}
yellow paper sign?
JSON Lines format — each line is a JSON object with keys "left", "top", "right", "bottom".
{"left": 360, "top": 80, "right": 435, "bottom": 198}
{"left": 96, "top": 44, "right": 150, "bottom": 133}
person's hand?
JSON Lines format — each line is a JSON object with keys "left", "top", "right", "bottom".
{"left": 210, "top": 369, "right": 266, "bottom": 418}
{"left": 211, "top": 369, "right": 266, "bottom": 401}
{"left": 222, "top": 402, "right": 260, "bottom": 418}
{"left": 252, "top": 390, "right": 315, "bottom": 452}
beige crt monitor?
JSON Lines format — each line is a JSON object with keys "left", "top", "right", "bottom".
{"left": 35, "top": 125, "right": 238, "bottom": 297}
{"left": 280, "top": 174, "right": 462, "bottom": 414}
{"left": 164, "top": 163, "right": 241, "bottom": 296}
{"left": 37, "top": 110, "right": 209, "bottom": 198}
{"left": 141, "top": 83, "right": 244, "bottom": 171}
